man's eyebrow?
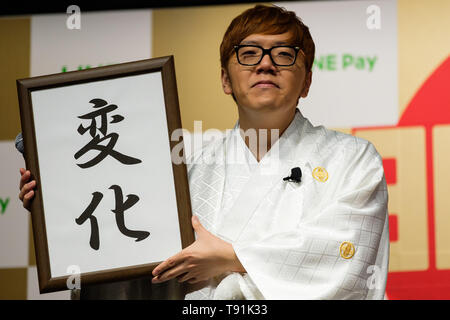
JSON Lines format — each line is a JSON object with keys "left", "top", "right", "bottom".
{"left": 240, "top": 40, "right": 291, "bottom": 45}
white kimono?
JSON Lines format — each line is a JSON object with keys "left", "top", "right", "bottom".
{"left": 185, "top": 109, "right": 389, "bottom": 300}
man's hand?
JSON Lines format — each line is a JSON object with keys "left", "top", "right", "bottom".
{"left": 19, "top": 168, "right": 36, "bottom": 211}
{"left": 151, "top": 215, "right": 245, "bottom": 284}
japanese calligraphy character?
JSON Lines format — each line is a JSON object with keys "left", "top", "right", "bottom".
{"left": 75, "top": 191, "right": 103, "bottom": 250}
{"left": 74, "top": 98, "right": 142, "bottom": 169}
{"left": 76, "top": 185, "right": 150, "bottom": 251}
{"left": 109, "top": 184, "right": 150, "bottom": 242}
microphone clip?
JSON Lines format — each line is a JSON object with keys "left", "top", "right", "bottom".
{"left": 283, "top": 167, "right": 302, "bottom": 183}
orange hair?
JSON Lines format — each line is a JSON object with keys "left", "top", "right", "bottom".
{"left": 220, "top": 4, "right": 315, "bottom": 73}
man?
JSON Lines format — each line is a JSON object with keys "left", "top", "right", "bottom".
{"left": 19, "top": 4, "right": 389, "bottom": 299}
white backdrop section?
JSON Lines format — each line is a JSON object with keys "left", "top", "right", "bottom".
{"left": 0, "top": 141, "right": 29, "bottom": 268}
{"left": 276, "top": 0, "right": 398, "bottom": 128}
{"left": 31, "top": 9, "right": 152, "bottom": 77}
{"left": 30, "top": 72, "right": 182, "bottom": 278}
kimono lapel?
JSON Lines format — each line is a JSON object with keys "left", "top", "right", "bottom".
{"left": 216, "top": 110, "right": 309, "bottom": 242}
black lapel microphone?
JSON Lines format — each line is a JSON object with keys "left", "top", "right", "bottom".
{"left": 283, "top": 167, "right": 302, "bottom": 183}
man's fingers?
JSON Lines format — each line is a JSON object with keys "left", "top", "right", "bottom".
{"left": 188, "top": 278, "right": 201, "bottom": 284}
{"left": 152, "top": 263, "right": 188, "bottom": 283}
{"left": 24, "top": 190, "right": 34, "bottom": 199}
{"left": 23, "top": 191, "right": 34, "bottom": 209}
{"left": 178, "top": 272, "right": 196, "bottom": 283}
{"left": 152, "top": 253, "right": 184, "bottom": 276}
{"left": 19, "top": 170, "right": 34, "bottom": 191}
{"left": 19, "top": 180, "right": 36, "bottom": 198}
{"left": 19, "top": 169, "right": 30, "bottom": 190}
{"left": 19, "top": 180, "right": 36, "bottom": 201}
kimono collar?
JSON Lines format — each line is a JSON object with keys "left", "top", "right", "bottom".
{"left": 233, "top": 108, "right": 308, "bottom": 166}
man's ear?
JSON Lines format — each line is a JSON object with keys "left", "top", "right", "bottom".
{"left": 221, "top": 67, "right": 233, "bottom": 95}
{"left": 300, "top": 71, "right": 312, "bottom": 98}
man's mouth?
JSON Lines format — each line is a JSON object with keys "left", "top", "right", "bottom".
{"left": 253, "top": 80, "right": 279, "bottom": 88}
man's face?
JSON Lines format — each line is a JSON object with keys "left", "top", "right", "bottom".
{"left": 221, "top": 31, "right": 311, "bottom": 115}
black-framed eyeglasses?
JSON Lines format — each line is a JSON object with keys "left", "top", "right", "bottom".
{"left": 234, "top": 45, "right": 301, "bottom": 66}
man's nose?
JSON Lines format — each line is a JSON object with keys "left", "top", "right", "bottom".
{"left": 256, "top": 53, "right": 276, "bottom": 72}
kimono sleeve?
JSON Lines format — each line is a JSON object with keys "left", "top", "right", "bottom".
{"left": 231, "top": 141, "right": 390, "bottom": 300}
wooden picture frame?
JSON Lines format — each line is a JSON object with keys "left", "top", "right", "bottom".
{"left": 16, "top": 56, "right": 195, "bottom": 293}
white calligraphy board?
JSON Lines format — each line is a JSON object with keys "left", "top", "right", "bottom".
{"left": 30, "top": 71, "right": 182, "bottom": 278}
